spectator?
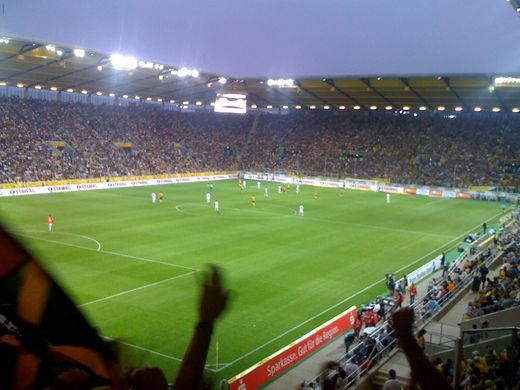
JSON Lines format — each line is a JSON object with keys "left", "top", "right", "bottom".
{"left": 382, "top": 369, "right": 402, "bottom": 390}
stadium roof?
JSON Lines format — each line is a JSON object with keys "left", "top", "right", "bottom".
{"left": 2, "top": 35, "right": 520, "bottom": 112}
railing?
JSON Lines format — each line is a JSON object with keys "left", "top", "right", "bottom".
{"left": 306, "top": 225, "right": 517, "bottom": 389}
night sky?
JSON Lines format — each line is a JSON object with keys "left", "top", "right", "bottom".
{"left": 1, "top": 0, "right": 520, "bottom": 78}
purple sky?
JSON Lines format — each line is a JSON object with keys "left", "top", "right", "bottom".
{"left": 1, "top": 0, "right": 520, "bottom": 78}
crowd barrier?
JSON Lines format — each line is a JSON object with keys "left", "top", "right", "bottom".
{"left": 0, "top": 173, "right": 238, "bottom": 197}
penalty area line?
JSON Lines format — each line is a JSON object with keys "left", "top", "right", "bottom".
{"left": 217, "top": 210, "right": 504, "bottom": 372}
{"left": 79, "top": 270, "right": 198, "bottom": 307}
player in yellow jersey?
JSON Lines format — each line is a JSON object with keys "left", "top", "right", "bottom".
{"left": 251, "top": 196, "right": 256, "bottom": 206}
{"left": 313, "top": 191, "right": 318, "bottom": 200}
{"left": 159, "top": 192, "right": 164, "bottom": 203}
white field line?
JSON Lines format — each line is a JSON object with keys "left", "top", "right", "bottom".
{"left": 301, "top": 216, "right": 452, "bottom": 239}
{"left": 101, "top": 337, "right": 219, "bottom": 372}
{"left": 217, "top": 211, "right": 503, "bottom": 371}
{"left": 79, "top": 270, "right": 198, "bottom": 307}
{"left": 176, "top": 203, "right": 297, "bottom": 217}
{"left": 13, "top": 231, "right": 199, "bottom": 272}
{"left": 14, "top": 230, "right": 102, "bottom": 251}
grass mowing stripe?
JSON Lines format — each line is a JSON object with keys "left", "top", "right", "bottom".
{"left": 78, "top": 270, "right": 199, "bottom": 307}
{"left": 217, "top": 210, "right": 503, "bottom": 371}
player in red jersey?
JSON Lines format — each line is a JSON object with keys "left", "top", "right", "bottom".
{"left": 47, "top": 215, "right": 54, "bottom": 232}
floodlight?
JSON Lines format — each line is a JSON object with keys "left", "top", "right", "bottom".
{"left": 50, "top": 87, "right": 57, "bottom": 91}
{"left": 16, "top": 83, "right": 23, "bottom": 88}
{"left": 109, "top": 93, "right": 115, "bottom": 97}
{"left": 282, "top": 105, "right": 289, "bottom": 109}
{"left": 123, "top": 95, "right": 129, "bottom": 99}
{"left": 323, "top": 105, "right": 330, "bottom": 110}
{"left": 218, "top": 77, "right": 227, "bottom": 84}
{"left": 135, "top": 96, "right": 140, "bottom": 100}
{"left": 267, "top": 78, "right": 294, "bottom": 87}
{"left": 157, "top": 98, "right": 162, "bottom": 102}
{"left": 419, "top": 106, "right": 427, "bottom": 111}
{"left": 169, "top": 100, "right": 175, "bottom": 103}
{"left": 492, "top": 107, "right": 501, "bottom": 112}
{"left": 339, "top": 106, "right": 346, "bottom": 110}
{"left": 56, "top": 50, "right": 63, "bottom": 56}
{"left": 183, "top": 101, "right": 189, "bottom": 105}
{"left": 455, "top": 106, "right": 463, "bottom": 112}
{"left": 196, "top": 101, "right": 203, "bottom": 106}
{"left": 251, "top": 104, "right": 257, "bottom": 108}
{"left": 45, "top": 44, "right": 56, "bottom": 52}
{"left": 81, "top": 90, "right": 88, "bottom": 94}
{"left": 267, "top": 105, "right": 273, "bottom": 109}
{"left": 96, "top": 92, "right": 102, "bottom": 96}
{"left": 474, "top": 107, "right": 482, "bottom": 112}
{"left": 309, "top": 105, "right": 316, "bottom": 109}
{"left": 354, "top": 105, "right": 361, "bottom": 110}
{"left": 0, "top": 81, "right": 6, "bottom": 86}
{"left": 67, "top": 88, "right": 74, "bottom": 93}
{"left": 512, "top": 108, "right": 520, "bottom": 113}
{"left": 110, "top": 54, "right": 138, "bottom": 70}
{"left": 73, "top": 49, "right": 85, "bottom": 58}
{"left": 385, "top": 106, "right": 393, "bottom": 110}
{"left": 34, "top": 85, "right": 42, "bottom": 89}
{"left": 437, "top": 106, "right": 446, "bottom": 111}
{"left": 369, "top": 106, "right": 377, "bottom": 110}
{"left": 97, "top": 65, "right": 103, "bottom": 71}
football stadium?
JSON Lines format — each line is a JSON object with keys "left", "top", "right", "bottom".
{"left": 1, "top": 2, "right": 520, "bottom": 390}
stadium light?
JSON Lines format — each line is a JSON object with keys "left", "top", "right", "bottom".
{"left": 488, "top": 85, "right": 495, "bottom": 93}
{"left": 267, "top": 78, "right": 294, "bottom": 88}
{"left": 66, "top": 88, "right": 74, "bottom": 93}
{"left": 50, "top": 87, "right": 57, "bottom": 91}
{"left": 402, "top": 106, "right": 410, "bottom": 111}
{"left": 0, "top": 81, "right": 6, "bottom": 86}
{"left": 437, "top": 106, "right": 446, "bottom": 111}
{"left": 385, "top": 105, "right": 393, "bottom": 110}
{"left": 369, "top": 105, "right": 377, "bottom": 110}
{"left": 282, "top": 105, "right": 289, "bottom": 109}
{"left": 16, "top": 83, "right": 24, "bottom": 88}
{"left": 494, "top": 76, "right": 520, "bottom": 86}
{"left": 354, "top": 105, "right": 361, "bottom": 110}
{"left": 97, "top": 65, "right": 103, "bottom": 71}
{"left": 492, "top": 107, "right": 501, "bottom": 112}
{"left": 56, "top": 49, "right": 63, "bottom": 56}
{"left": 183, "top": 101, "right": 190, "bottom": 105}
{"left": 512, "top": 108, "right": 520, "bottom": 113}
{"left": 73, "top": 49, "right": 85, "bottom": 58}
{"left": 135, "top": 96, "right": 140, "bottom": 100}
{"left": 419, "top": 106, "right": 427, "bottom": 111}
{"left": 157, "top": 98, "right": 162, "bottom": 102}
{"left": 455, "top": 106, "right": 463, "bottom": 112}
{"left": 45, "top": 44, "right": 56, "bottom": 52}
{"left": 158, "top": 75, "right": 164, "bottom": 81}
{"left": 110, "top": 54, "right": 138, "bottom": 70}
{"left": 175, "top": 67, "right": 199, "bottom": 78}
{"left": 295, "top": 105, "right": 302, "bottom": 109}
{"left": 339, "top": 105, "right": 346, "bottom": 110}
{"left": 123, "top": 95, "right": 129, "bottom": 99}
{"left": 218, "top": 77, "right": 227, "bottom": 84}
{"left": 109, "top": 93, "right": 115, "bottom": 97}
{"left": 251, "top": 104, "right": 257, "bottom": 109}
{"left": 0, "top": 37, "right": 9, "bottom": 44}
{"left": 474, "top": 107, "right": 482, "bottom": 112}
{"left": 267, "top": 105, "right": 273, "bottom": 109}
{"left": 34, "top": 85, "right": 42, "bottom": 89}
{"left": 323, "top": 105, "right": 330, "bottom": 110}
{"left": 145, "top": 97, "right": 151, "bottom": 101}
{"left": 96, "top": 91, "right": 102, "bottom": 96}
{"left": 81, "top": 90, "right": 88, "bottom": 94}
{"left": 309, "top": 105, "right": 316, "bottom": 109}
{"left": 196, "top": 101, "right": 203, "bottom": 106}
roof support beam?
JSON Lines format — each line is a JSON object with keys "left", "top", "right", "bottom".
{"left": 439, "top": 77, "right": 467, "bottom": 110}
{"left": 399, "top": 78, "right": 431, "bottom": 108}
{"left": 323, "top": 79, "right": 362, "bottom": 107}
{"left": 294, "top": 81, "right": 331, "bottom": 107}
{"left": 360, "top": 78, "right": 395, "bottom": 107}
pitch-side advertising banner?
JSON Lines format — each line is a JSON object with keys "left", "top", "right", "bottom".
{"left": 228, "top": 306, "right": 357, "bottom": 390}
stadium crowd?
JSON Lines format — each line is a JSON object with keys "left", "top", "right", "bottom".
{"left": 1, "top": 97, "right": 520, "bottom": 188}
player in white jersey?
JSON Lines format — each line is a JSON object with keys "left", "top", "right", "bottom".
{"left": 264, "top": 187, "right": 269, "bottom": 197}
{"left": 296, "top": 184, "right": 300, "bottom": 194}
{"left": 278, "top": 185, "right": 282, "bottom": 194}
{"left": 206, "top": 192, "right": 211, "bottom": 204}
{"left": 151, "top": 192, "right": 156, "bottom": 204}
{"left": 257, "top": 181, "right": 261, "bottom": 189}
{"left": 386, "top": 193, "right": 390, "bottom": 204}
{"left": 214, "top": 200, "right": 220, "bottom": 212}
{"left": 242, "top": 180, "right": 247, "bottom": 188}
{"left": 298, "top": 204, "right": 304, "bottom": 216}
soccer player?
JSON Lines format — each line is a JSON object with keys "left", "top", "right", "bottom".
{"left": 242, "top": 180, "right": 247, "bottom": 189}
{"left": 298, "top": 204, "right": 304, "bottom": 217}
{"left": 278, "top": 185, "right": 281, "bottom": 194}
{"left": 257, "top": 181, "right": 261, "bottom": 190}
{"left": 214, "top": 200, "right": 219, "bottom": 213}
{"left": 264, "top": 187, "right": 269, "bottom": 198}
{"left": 206, "top": 192, "right": 211, "bottom": 204}
{"left": 151, "top": 192, "right": 157, "bottom": 204}
{"left": 159, "top": 192, "right": 164, "bottom": 203}
{"left": 386, "top": 193, "right": 390, "bottom": 204}
{"left": 47, "top": 214, "right": 54, "bottom": 232}
{"left": 251, "top": 196, "right": 256, "bottom": 207}
{"left": 296, "top": 184, "right": 300, "bottom": 194}
{"left": 313, "top": 191, "right": 318, "bottom": 200}
{"left": 208, "top": 183, "right": 214, "bottom": 191}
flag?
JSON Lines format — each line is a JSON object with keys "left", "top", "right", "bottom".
{"left": 0, "top": 226, "right": 123, "bottom": 389}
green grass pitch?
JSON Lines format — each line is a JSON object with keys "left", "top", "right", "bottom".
{"left": 0, "top": 180, "right": 502, "bottom": 382}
